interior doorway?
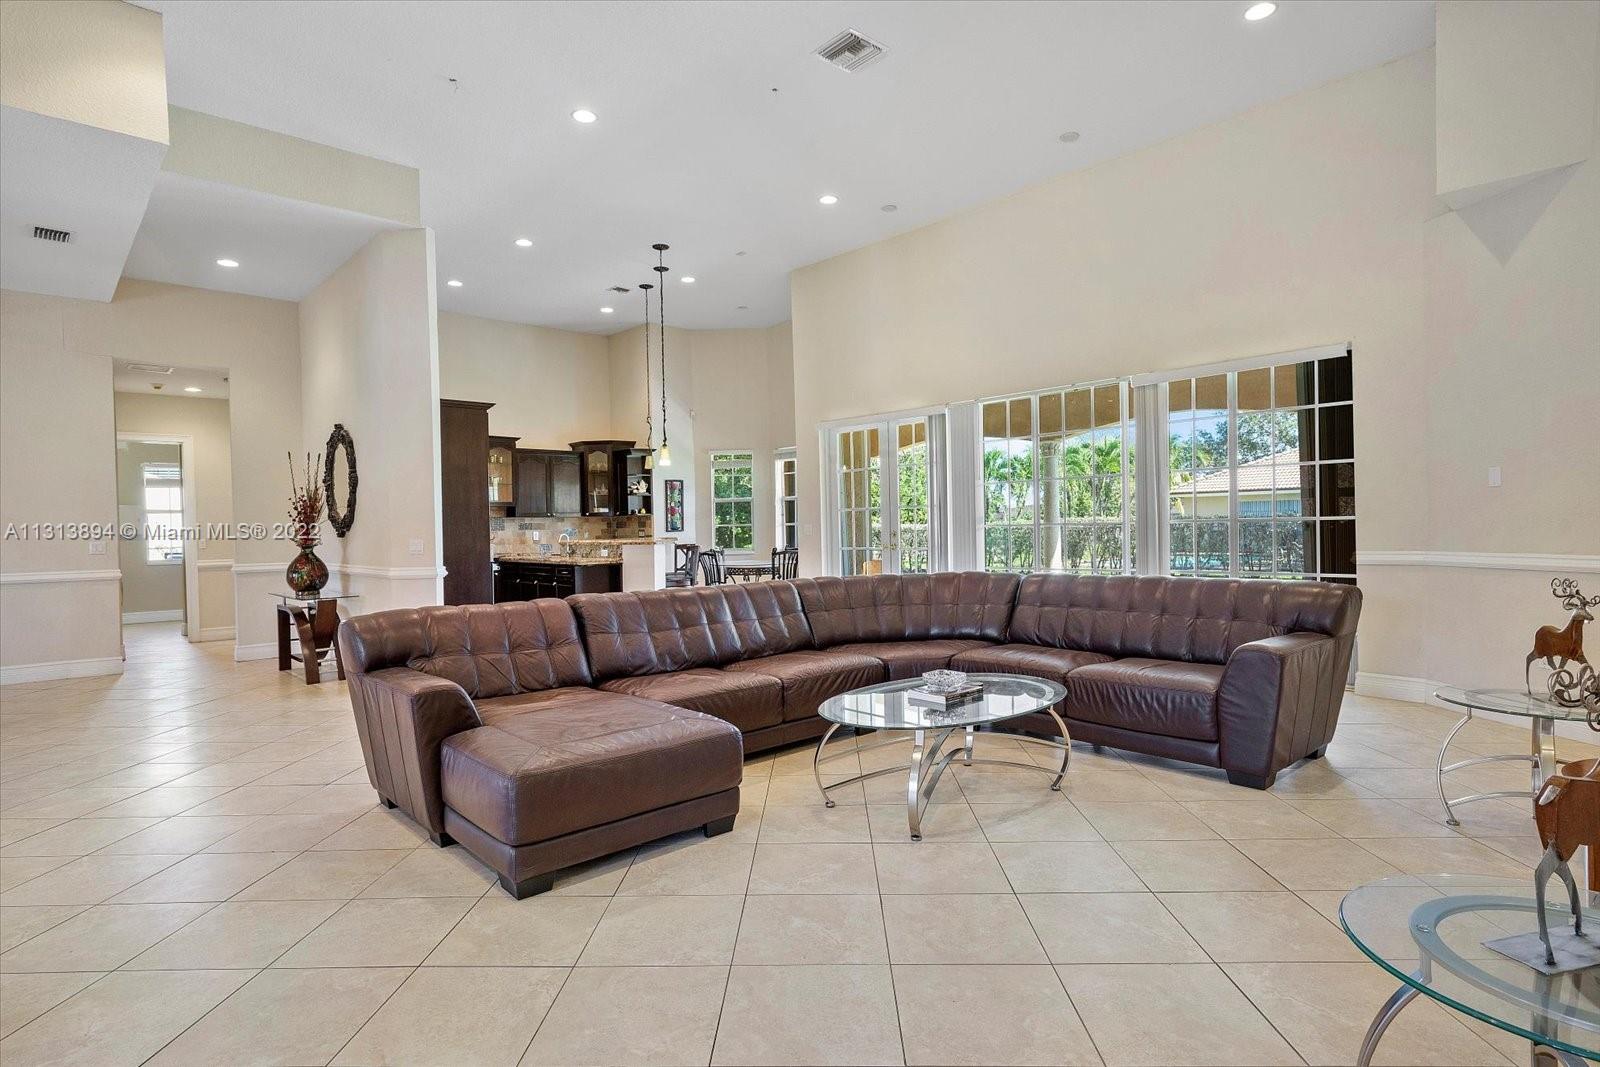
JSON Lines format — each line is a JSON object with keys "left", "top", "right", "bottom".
{"left": 115, "top": 432, "right": 199, "bottom": 639}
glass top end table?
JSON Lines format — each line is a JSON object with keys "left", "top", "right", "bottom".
{"left": 1341, "top": 875, "right": 1598, "bottom": 1066}
{"left": 814, "top": 674, "right": 1068, "bottom": 840}
{"left": 1432, "top": 687, "right": 1590, "bottom": 827}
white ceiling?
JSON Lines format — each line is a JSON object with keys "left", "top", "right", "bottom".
{"left": 124, "top": 172, "right": 401, "bottom": 302}
{"left": 138, "top": 0, "right": 1435, "bottom": 333}
{"left": 113, "top": 359, "right": 231, "bottom": 399}
{"left": 0, "top": 104, "right": 167, "bottom": 301}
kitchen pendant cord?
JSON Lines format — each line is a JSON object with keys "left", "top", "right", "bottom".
{"left": 639, "top": 282, "right": 654, "bottom": 449}
{"left": 653, "top": 244, "right": 670, "bottom": 455}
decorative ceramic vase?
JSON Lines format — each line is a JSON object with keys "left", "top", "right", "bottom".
{"left": 286, "top": 541, "right": 329, "bottom": 594}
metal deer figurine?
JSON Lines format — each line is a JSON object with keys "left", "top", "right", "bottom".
{"left": 1526, "top": 578, "right": 1599, "bottom": 693}
{"left": 1531, "top": 757, "right": 1598, "bottom": 965}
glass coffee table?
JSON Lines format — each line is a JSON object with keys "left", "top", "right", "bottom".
{"left": 1341, "top": 875, "right": 1598, "bottom": 1066}
{"left": 814, "top": 674, "right": 1069, "bottom": 840}
{"left": 1433, "top": 687, "right": 1593, "bottom": 826}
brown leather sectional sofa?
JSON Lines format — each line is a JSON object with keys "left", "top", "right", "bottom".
{"left": 340, "top": 572, "right": 1359, "bottom": 897}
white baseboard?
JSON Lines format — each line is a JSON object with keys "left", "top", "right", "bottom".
{"left": 195, "top": 626, "right": 235, "bottom": 642}
{"left": 0, "top": 656, "right": 124, "bottom": 685}
{"left": 122, "top": 609, "right": 183, "bottom": 624}
{"left": 1355, "top": 671, "right": 1595, "bottom": 741}
{"left": 233, "top": 641, "right": 278, "bottom": 662}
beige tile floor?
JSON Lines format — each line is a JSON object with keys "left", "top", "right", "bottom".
{"left": 0, "top": 622, "right": 1595, "bottom": 1066}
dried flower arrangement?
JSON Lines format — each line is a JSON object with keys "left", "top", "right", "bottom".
{"left": 287, "top": 451, "right": 324, "bottom": 546}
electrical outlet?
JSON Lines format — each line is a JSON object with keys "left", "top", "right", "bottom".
{"left": 1487, "top": 466, "right": 1502, "bottom": 488}
{"left": 531, "top": 530, "right": 541, "bottom": 542}
{"left": 407, "top": 538, "right": 425, "bottom": 556}
{"left": 88, "top": 540, "right": 107, "bottom": 556}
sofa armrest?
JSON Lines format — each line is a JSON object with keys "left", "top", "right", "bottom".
{"left": 348, "top": 667, "right": 481, "bottom": 835}
{"left": 1217, "top": 633, "right": 1343, "bottom": 787}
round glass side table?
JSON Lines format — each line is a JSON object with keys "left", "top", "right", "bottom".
{"left": 1432, "top": 687, "right": 1592, "bottom": 827}
{"left": 1340, "top": 875, "right": 1598, "bottom": 1066}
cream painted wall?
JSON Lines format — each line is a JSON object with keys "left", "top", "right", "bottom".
{"left": 114, "top": 439, "right": 183, "bottom": 615}
{"left": 299, "top": 228, "right": 443, "bottom": 612}
{"left": 114, "top": 392, "right": 235, "bottom": 637}
{"left": 0, "top": 279, "right": 302, "bottom": 670}
{"left": 437, "top": 312, "right": 612, "bottom": 447}
{"left": 789, "top": 46, "right": 1599, "bottom": 692}
{"left": 0, "top": 0, "right": 167, "bottom": 144}
{"left": 0, "top": 289, "right": 122, "bottom": 677}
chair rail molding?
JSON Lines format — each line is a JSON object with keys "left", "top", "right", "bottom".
{"left": 0, "top": 568, "right": 123, "bottom": 585}
{"left": 197, "top": 558, "right": 235, "bottom": 571}
{"left": 1357, "top": 551, "right": 1600, "bottom": 573}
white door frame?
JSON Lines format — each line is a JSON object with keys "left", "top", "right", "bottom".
{"left": 818, "top": 405, "right": 947, "bottom": 577}
{"left": 117, "top": 432, "right": 200, "bottom": 641}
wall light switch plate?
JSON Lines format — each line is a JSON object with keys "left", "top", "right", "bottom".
{"left": 89, "top": 540, "right": 107, "bottom": 556}
{"left": 407, "top": 538, "right": 425, "bottom": 556}
{"left": 1487, "top": 466, "right": 1502, "bottom": 487}
{"left": 531, "top": 530, "right": 541, "bottom": 542}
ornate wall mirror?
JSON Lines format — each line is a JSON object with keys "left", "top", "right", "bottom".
{"left": 322, "top": 424, "right": 358, "bottom": 537}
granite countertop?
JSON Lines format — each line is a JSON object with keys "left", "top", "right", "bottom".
{"left": 566, "top": 538, "right": 673, "bottom": 545}
{"left": 494, "top": 554, "right": 621, "bottom": 567}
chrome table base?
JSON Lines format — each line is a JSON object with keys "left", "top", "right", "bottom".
{"left": 1435, "top": 708, "right": 1558, "bottom": 826}
{"left": 1358, "top": 969, "right": 1590, "bottom": 1067}
{"left": 813, "top": 706, "right": 1071, "bottom": 840}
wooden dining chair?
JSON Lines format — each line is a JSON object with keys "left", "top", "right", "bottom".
{"left": 772, "top": 546, "right": 799, "bottom": 580}
{"left": 666, "top": 543, "right": 700, "bottom": 588}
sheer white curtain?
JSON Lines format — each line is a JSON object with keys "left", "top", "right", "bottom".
{"left": 1133, "top": 383, "right": 1168, "bottom": 575}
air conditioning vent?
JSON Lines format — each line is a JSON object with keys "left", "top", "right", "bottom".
{"left": 32, "top": 226, "right": 71, "bottom": 243}
{"left": 608, "top": 286, "right": 631, "bottom": 294}
{"left": 815, "top": 29, "right": 885, "bottom": 72}
{"left": 127, "top": 363, "right": 174, "bottom": 375}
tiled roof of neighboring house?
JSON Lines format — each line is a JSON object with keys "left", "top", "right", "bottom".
{"left": 1186, "top": 447, "right": 1302, "bottom": 494}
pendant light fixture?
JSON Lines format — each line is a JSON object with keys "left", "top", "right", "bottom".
{"left": 652, "top": 243, "right": 672, "bottom": 467}
{"left": 639, "top": 282, "right": 654, "bottom": 458}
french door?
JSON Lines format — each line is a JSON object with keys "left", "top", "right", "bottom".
{"left": 831, "top": 415, "right": 942, "bottom": 575}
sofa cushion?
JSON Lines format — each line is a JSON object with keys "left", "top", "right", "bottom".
{"left": 598, "top": 668, "right": 784, "bottom": 733}
{"left": 792, "top": 573, "right": 1019, "bottom": 646}
{"left": 1009, "top": 573, "right": 1360, "bottom": 666}
{"left": 341, "top": 601, "right": 592, "bottom": 700}
{"left": 950, "top": 643, "right": 1112, "bottom": 685}
{"left": 571, "top": 583, "right": 812, "bottom": 679}
{"left": 829, "top": 639, "right": 994, "bottom": 680}
{"left": 725, "top": 650, "right": 887, "bottom": 721}
{"left": 439, "top": 693, "right": 742, "bottom": 846}
{"left": 475, "top": 686, "right": 619, "bottom": 724}
{"left": 1066, "top": 658, "right": 1224, "bottom": 742}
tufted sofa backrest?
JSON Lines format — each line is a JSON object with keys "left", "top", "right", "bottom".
{"left": 339, "top": 601, "right": 593, "bottom": 699}
{"left": 792, "top": 572, "right": 1020, "bottom": 647}
{"left": 570, "top": 581, "right": 814, "bottom": 680}
{"left": 1009, "top": 573, "right": 1361, "bottom": 665}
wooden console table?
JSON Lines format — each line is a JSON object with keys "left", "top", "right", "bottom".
{"left": 272, "top": 591, "right": 358, "bottom": 684}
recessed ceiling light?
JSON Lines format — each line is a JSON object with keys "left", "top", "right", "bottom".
{"left": 1058, "top": 131, "right": 1081, "bottom": 143}
{"left": 215, "top": 258, "right": 239, "bottom": 268}
{"left": 514, "top": 237, "right": 533, "bottom": 247}
{"left": 446, "top": 278, "right": 463, "bottom": 287}
{"left": 681, "top": 276, "right": 696, "bottom": 284}
{"left": 600, "top": 306, "right": 614, "bottom": 314}
{"left": 818, "top": 194, "right": 839, "bottom": 205}
{"left": 183, "top": 386, "right": 202, "bottom": 393}
{"left": 881, "top": 204, "right": 898, "bottom": 213}
{"left": 1244, "top": 2, "right": 1276, "bottom": 20}
{"left": 572, "top": 108, "right": 597, "bottom": 124}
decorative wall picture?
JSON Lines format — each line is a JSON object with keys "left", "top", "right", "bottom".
{"left": 664, "top": 479, "right": 684, "bottom": 533}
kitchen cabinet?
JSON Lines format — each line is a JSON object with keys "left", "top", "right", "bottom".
{"left": 494, "top": 560, "right": 619, "bottom": 602}
{"left": 487, "top": 436, "right": 518, "bottom": 508}
{"left": 513, "top": 449, "right": 581, "bottom": 517}
{"left": 568, "top": 440, "right": 644, "bottom": 517}
{"left": 440, "top": 399, "right": 494, "bottom": 605}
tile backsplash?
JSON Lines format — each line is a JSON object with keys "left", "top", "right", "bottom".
{"left": 491, "top": 513, "right": 654, "bottom": 555}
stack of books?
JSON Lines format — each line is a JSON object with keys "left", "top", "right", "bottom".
{"left": 907, "top": 681, "right": 984, "bottom": 708}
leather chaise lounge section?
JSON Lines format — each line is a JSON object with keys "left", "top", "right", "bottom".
{"left": 340, "top": 571, "right": 1360, "bottom": 897}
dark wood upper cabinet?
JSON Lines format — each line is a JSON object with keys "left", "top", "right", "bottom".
{"left": 569, "top": 440, "right": 640, "bottom": 517}
{"left": 487, "top": 436, "right": 518, "bottom": 508}
{"left": 440, "top": 400, "right": 494, "bottom": 605}
{"left": 513, "top": 449, "right": 582, "bottom": 517}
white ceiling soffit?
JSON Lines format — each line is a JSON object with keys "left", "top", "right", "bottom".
{"left": 112, "top": 360, "right": 231, "bottom": 399}
{"left": 124, "top": 172, "right": 402, "bottom": 302}
{"left": 138, "top": 0, "right": 1435, "bottom": 332}
{"left": 0, "top": 105, "right": 167, "bottom": 301}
